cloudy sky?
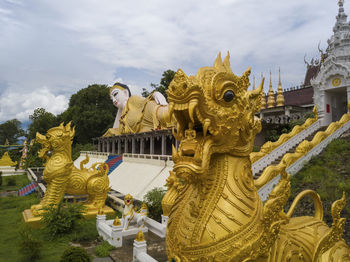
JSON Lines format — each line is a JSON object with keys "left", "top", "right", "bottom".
{"left": 0, "top": 0, "right": 347, "bottom": 124}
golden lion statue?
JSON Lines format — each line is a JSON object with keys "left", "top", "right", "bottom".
{"left": 163, "top": 52, "right": 350, "bottom": 261}
{"left": 30, "top": 122, "right": 111, "bottom": 216}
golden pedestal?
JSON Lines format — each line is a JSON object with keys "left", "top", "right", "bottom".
{"left": 22, "top": 205, "right": 115, "bottom": 227}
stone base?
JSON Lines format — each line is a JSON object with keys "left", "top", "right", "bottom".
{"left": 22, "top": 209, "right": 42, "bottom": 228}
{"left": 23, "top": 205, "right": 115, "bottom": 227}
{"left": 84, "top": 205, "right": 115, "bottom": 218}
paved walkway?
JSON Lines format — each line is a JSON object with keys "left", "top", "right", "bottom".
{"left": 109, "top": 231, "right": 167, "bottom": 262}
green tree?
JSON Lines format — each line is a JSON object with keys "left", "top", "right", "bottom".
{"left": 142, "top": 69, "right": 175, "bottom": 99}
{"left": 27, "top": 108, "right": 58, "bottom": 140}
{"left": 0, "top": 119, "right": 25, "bottom": 144}
{"left": 58, "top": 84, "right": 116, "bottom": 144}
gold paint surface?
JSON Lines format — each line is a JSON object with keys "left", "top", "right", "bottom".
{"left": 103, "top": 94, "right": 175, "bottom": 136}
{"left": 163, "top": 53, "right": 350, "bottom": 261}
{"left": 28, "top": 122, "right": 111, "bottom": 217}
{"left": 0, "top": 151, "right": 17, "bottom": 166}
{"left": 332, "top": 77, "right": 341, "bottom": 87}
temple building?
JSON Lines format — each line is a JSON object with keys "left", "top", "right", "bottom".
{"left": 96, "top": 0, "right": 350, "bottom": 155}
{"left": 311, "top": 0, "right": 350, "bottom": 126}
{"left": 258, "top": 68, "right": 314, "bottom": 124}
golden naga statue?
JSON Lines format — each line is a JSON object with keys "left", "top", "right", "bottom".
{"left": 163, "top": 52, "right": 350, "bottom": 261}
{"left": 103, "top": 82, "right": 174, "bottom": 136}
{"left": 30, "top": 122, "right": 111, "bottom": 216}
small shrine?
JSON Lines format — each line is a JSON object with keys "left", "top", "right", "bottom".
{"left": 0, "top": 151, "right": 17, "bottom": 167}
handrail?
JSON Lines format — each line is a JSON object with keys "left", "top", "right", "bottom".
{"left": 250, "top": 106, "right": 318, "bottom": 163}
{"left": 80, "top": 151, "right": 110, "bottom": 157}
{"left": 255, "top": 104, "right": 350, "bottom": 193}
{"left": 123, "top": 153, "right": 172, "bottom": 162}
{"left": 252, "top": 119, "right": 321, "bottom": 175}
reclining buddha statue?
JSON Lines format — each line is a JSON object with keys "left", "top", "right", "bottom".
{"left": 163, "top": 52, "right": 350, "bottom": 261}
{"left": 103, "top": 82, "right": 174, "bottom": 136}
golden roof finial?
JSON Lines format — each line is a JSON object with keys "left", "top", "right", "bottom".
{"left": 260, "top": 74, "right": 266, "bottom": 110}
{"left": 253, "top": 75, "right": 256, "bottom": 90}
{"left": 276, "top": 67, "right": 285, "bottom": 107}
{"left": 113, "top": 216, "right": 121, "bottom": 226}
{"left": 267, "top": 70, "right": 275, "bottom": 108}
{"left": 135, "top": 230, "right": 145, "bottom": 242}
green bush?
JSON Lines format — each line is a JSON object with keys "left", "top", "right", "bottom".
{"left": 41, "top": 200, "right": 86, "bottom": 237}
{"left": 144, "top": 187, "right": 166, "bottom": 222}
{"left": 71, "top": 222, "right": 98, "bottom": 242}
{"left": 60, "top": 246, "right": 91, "bottom": 262}
{"left": 95, "top": 241, "right": 115, "bottom": 257}
{"left": 72, "top": 143, "right": 96, "bottom": 161}
{"left": 7, "top": 176, "right": 16, "bottom": 186}
{"left": 18, "top": 228, "right": 42, "bottom": 261}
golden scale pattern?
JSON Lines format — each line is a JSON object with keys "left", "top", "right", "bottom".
{"left": 162, "top": 52, "right": 350, "bottom": 261}
{"left": 30, "top": 122, "right": 111, "bottom": 216}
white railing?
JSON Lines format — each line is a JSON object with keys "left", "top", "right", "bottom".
{"left": 123, "top": 153, "right": 172, "bottom": 166}
{"left": 80, "top": 151, "right": 110, "bottom": 157}
{"left": 123, "top": 153, "right": 172, "bottom": 161}
{"left": 252, "top": 120, "right": 321, "bottom": 175}
{"left": 258, "top": 119, "right": 350, "bottom": 201}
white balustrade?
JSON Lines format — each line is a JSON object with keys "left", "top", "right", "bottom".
{"left": 252, "top": 120, "right": 321, "bottom": 175}
{"left": 258, "top": 120, "right": 350, "bottom": 201}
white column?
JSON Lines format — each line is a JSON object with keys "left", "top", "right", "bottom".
{"left": 161, "top": 215, "right": 169, "bottom": 225}
{"left": 161, "top": 135, "right": 166, "bottom": 155}
{"left": 150, "top": 136, "right": 154, "bottom": 155}
{"left": 96, "top": 214, "right": 106, "bottom": 231}
{"left": 133, "top": 239, "right": 147, "bottom": 262}
{"left": 111, "top": 224, "right": 123, "bottom": 247}
{"left": 347, "top": 87, "right": 350, "bottom": 112}
{"left": 140, "top": 138, "right": 145, "bottom": 154}
{"left": 132, "top": 138, "right": 136, "bottom": 154}
{"left": 117, "top": 139, "right": 121, "bottom": 155}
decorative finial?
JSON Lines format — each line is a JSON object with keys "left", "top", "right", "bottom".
{"left": 276, "top": 68, "right": 285, "bottom": 107}
{"left": 113, "top": 216, "right": 121, "bottom": 226}
{"left": 267, "top": 71, "right": 275, "bottom": 108}
{"left": 135, "top": 230, "right": 145, "bottom": 242}
{"left": 253, "top": 75, "right": 256, "bottom": 90}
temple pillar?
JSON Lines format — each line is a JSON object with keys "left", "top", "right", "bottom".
{"left": 132, "top": 137, "right": 136, "bottom": 154}
{"left": 161, "top": 134, "right": 166, "bottom": 155}
{"left": 106, "top": 139, "right": 110, "bottom": 153}
{"left": 150, "top": 136, "right": 154, "bottom": 155}
{"left": 140, "top": 137, "right": 145, "bottom": 154}
{"left": 117, "top": 139, "right": 121, "bottom": 155}
{"left": 111, "top": 139, "right": 116, "bottom": 154}
{"left": 175, "top": 139, "right": 180, "bottom": 150}
{"left": 98, "top": 139, "right": 101, "bottom": 152}
{"left": 125, "top": 138, "right": 129, "bottom": 153}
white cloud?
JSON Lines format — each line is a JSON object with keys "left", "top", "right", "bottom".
{"left": 0, "top": 87, "right": 68, "bottom": 122}
{"left": 0, "top": 0, "right": 347, "bottom": 122}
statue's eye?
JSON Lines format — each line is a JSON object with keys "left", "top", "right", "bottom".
{"left": 223, "top": 90, "right": 235, "bottom": 102}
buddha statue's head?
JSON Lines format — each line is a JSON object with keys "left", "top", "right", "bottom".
{"left": 109, "top": 82, "right": 131, "bottom": 109}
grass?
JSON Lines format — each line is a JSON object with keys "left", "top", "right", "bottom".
{"left": 0, "top": 174, "right": 31, "bottom": 191}
{"left": 286, "top": 137, "right": 350, "bottom": 243}
{"left": 0, "top": 174, "right": 118, "bottom": 262}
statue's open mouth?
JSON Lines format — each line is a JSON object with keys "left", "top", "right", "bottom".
{"left": 168, "top": 98, "right": 216, "bottom": 179}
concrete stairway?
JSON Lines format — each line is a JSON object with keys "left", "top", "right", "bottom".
{"left": 253, "top": 126, "right": 327, "bottom": 179}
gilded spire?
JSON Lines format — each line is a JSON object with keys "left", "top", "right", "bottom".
{"left": 253, "top": 75, "right": 255, "bottom": 90}
{"left": 135, "top": 230, "right": 145, "bottom": 242}
{"left": 260, "top": 74, "right": 266, "bottom": 110}
{"left": 276, "top": 68, "right": 285, "bottom": 107}
{"left": 267, "top": 71, "right": 275, "bottom": 108}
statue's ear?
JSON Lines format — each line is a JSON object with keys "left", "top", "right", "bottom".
{"left": 123, "top": 89, "right": 129, "bottom": 98}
